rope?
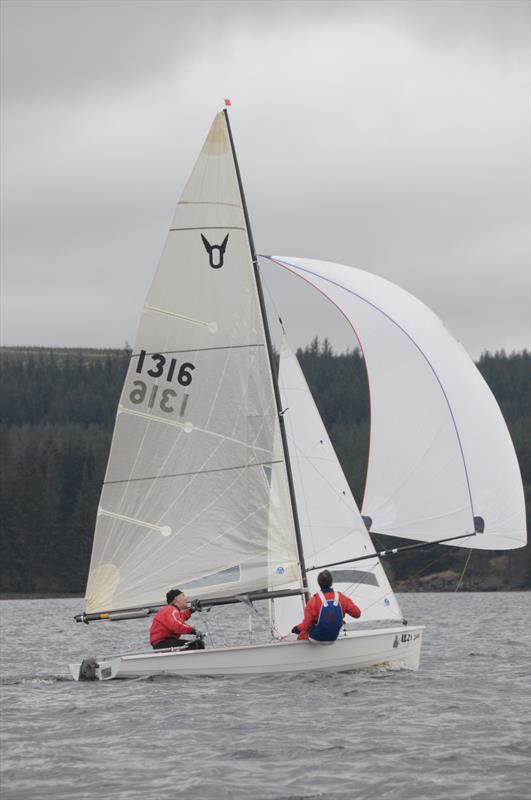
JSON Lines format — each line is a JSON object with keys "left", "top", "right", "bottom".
{"left": 401, "top": 548, "right": 453, "bottom": 583}
{"left": 195, "top": 608, "right": 229, "bottom": 648}
{"left": 454, "top": 548, "right": 473, "bottom": 592}
{"left": 347, "top": 547, "right": 454, "bottom": 618}
{"left": 248, "top": 598, "right": 287, "bottom": 641}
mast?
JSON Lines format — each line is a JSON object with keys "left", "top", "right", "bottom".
{"left": 223, "top": 108, "right": 310, "bottom": 602}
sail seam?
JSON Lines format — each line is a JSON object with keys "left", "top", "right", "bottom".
{"left": 169, "top": 226, "right": 245, "bottom": 232}
{"left": 130, "top": 344, "right": 265, "bottom": 357}
{"left": 103, "top": 460, "right": 284, "bottom": 485}
{"left": 178, "top": 201, "right": 242, "bottom": 208}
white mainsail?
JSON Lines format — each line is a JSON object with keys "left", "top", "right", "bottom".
{"left": 270, "top": 339, "right": 402, "bottom": 635}
{"left": 267, "top": 256, "right": 527, "bottom": 551}
{"left": 84, "top": 114, "right": 301, "bottom": 614}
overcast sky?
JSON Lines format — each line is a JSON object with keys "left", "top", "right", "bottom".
{"left": 1, "top": 0, "right": 529, "bottom": 358}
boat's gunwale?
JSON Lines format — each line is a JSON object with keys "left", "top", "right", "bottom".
{"left": 97, "top": 624, "right": 425, "bottom": 663}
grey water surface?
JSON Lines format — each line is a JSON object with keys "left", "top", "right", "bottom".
{"left": 1, "top": 593, "right": 530, "bottom": 800}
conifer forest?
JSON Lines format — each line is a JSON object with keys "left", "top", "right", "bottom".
{"left": 0, "top": 344, "right": 529, "bottom": 595}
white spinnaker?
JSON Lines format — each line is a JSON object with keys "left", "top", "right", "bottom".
{"left": 270, "top": 339, "right": 402, "bottom": 635}
{"left": 269, "top": 257, "right": 526, "bottom": 551}
{"left": 84, "top": 115, "right": 301, "bottom": 614}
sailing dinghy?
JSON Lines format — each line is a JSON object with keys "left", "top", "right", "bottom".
{"left": 70, "top": 110, "right": 526, "bottom": 680}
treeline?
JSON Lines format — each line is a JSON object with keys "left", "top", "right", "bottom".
{"left": 0, "top": 344, "right": 529, "bottom": 594}
{"left": 0, "top": 349, "right": 129, "bottom": 593}
{"left": 298, "top": 341, "right": 531, "bottom": 591}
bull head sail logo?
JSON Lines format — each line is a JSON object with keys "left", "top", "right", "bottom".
{"left": 201, "top": 233, "right": 229, "bottom": 269}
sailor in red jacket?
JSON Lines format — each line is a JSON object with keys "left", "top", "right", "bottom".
{"left": 292, "top": 570, "right": 361, "bottom": 642}
{"left": 150, "top": 588, "right": 204, "bottom": 650}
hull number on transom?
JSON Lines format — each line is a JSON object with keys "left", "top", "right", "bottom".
{"left": 394, "top": 632, "right": 421, "bottom": 648}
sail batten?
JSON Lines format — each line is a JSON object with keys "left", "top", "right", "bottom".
{"left": 116, "top": 407, "right": 276, "bottom": 454}
{"left": 143, "top": 304, "right": 217, "bottom": 327}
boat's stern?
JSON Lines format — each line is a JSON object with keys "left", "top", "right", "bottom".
{"left": 388, "top": 626, "right": 424, "bottom": 670}
{"left": 69, "top": 656, "right": 119, "bottom": 681}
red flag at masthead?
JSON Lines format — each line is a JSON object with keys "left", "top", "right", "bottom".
{"left": 224, "top": 98, "right": 232, "bottom": 106}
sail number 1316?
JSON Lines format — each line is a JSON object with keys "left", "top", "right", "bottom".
{"left": 135, "top": 349, "right": 195, "bottom": 385}
{"left": 128, "top": 349, "right": 196, "bottom": 416}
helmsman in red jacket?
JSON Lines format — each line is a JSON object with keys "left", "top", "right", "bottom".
{"left": 150, "top": 588, "right": 204, "bottom": 650}
{"left": 291, "top": 570, "right": 361, "bottom": 642}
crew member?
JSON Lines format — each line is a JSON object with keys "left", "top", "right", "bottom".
{"left": 291, "top": 570, "right": 361, "bottom": 643}
{"left": 150, "top": 588, "right": 204, "bottom": 650}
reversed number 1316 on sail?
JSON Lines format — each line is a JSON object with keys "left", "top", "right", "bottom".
{"left": 128, "top": 349, "right": 196, "bottom": 415}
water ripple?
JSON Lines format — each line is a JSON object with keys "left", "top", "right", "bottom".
{"left": 1, "top": 593, "right": 530, "bottom": 800}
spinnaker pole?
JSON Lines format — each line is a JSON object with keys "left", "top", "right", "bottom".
{"left": 309, "top": 532, "right": 477, "bottom": 571}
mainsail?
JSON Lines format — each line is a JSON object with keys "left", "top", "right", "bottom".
{"left": 84, "top": 114, "right": 302, "bottom": 614}
{"left": 267, "top": 256, "right": 527, "bottom": 551}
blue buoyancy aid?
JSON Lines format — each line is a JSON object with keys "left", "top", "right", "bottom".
{"left": 309, "top": 591, "right": 344, "bottom": 643}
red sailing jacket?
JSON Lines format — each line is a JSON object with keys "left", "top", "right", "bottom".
{"left": 149, "top": 604, "right": 195, "bottom": 645}
{"left": 296, "top": 590, "right": 361, "bottom": 640}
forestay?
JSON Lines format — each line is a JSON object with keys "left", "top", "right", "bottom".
{"left": 268, "top": 257, "right": 526, "bottom": 551}
{"left": 277, "top": 338, "right": 402, "bottom": 624}
{"left": 84, "top": 114, "right": 301, "bottom": 615}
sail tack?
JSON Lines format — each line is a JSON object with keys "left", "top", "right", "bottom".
{"left": 269, "top": 256, "right": 527, "bottom": 551}
{"left": 84, "top": 115, "right": 301, "bottom": 614}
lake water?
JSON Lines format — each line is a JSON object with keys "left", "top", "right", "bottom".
{"left": 1, "top": 593, "right": 530, "bottom": 800}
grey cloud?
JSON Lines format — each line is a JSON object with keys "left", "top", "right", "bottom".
{"left": 3, "top": 0, "right": 528, "bottom": 104}
{"left": 1, "top": 0, "right": 350, "bottom": 103}
{"left": 1, "top": 0, "right": 529, "bottom": 357}
{"left": 361, "top": 0, "right": 530, "bottom": 51}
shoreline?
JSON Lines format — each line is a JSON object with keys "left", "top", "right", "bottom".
{"left": 1, "top": 588, "right": 529, "bottom": 600}
{"left": 0, "top": 593, "right": 83, "bottom": 600}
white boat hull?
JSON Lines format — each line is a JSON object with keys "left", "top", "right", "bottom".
{"left": 70, "top": 625, "right": 424, "bottom": 681}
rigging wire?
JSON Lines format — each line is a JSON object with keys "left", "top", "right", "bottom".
{"left": 454, "top": 548, "right": 473, "bottom": 592}
{"left": 260, "top": 264, "right": 288, "bottom": 338}
{"left": 195, "top": 601, "right": 286, "bottom": 646}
